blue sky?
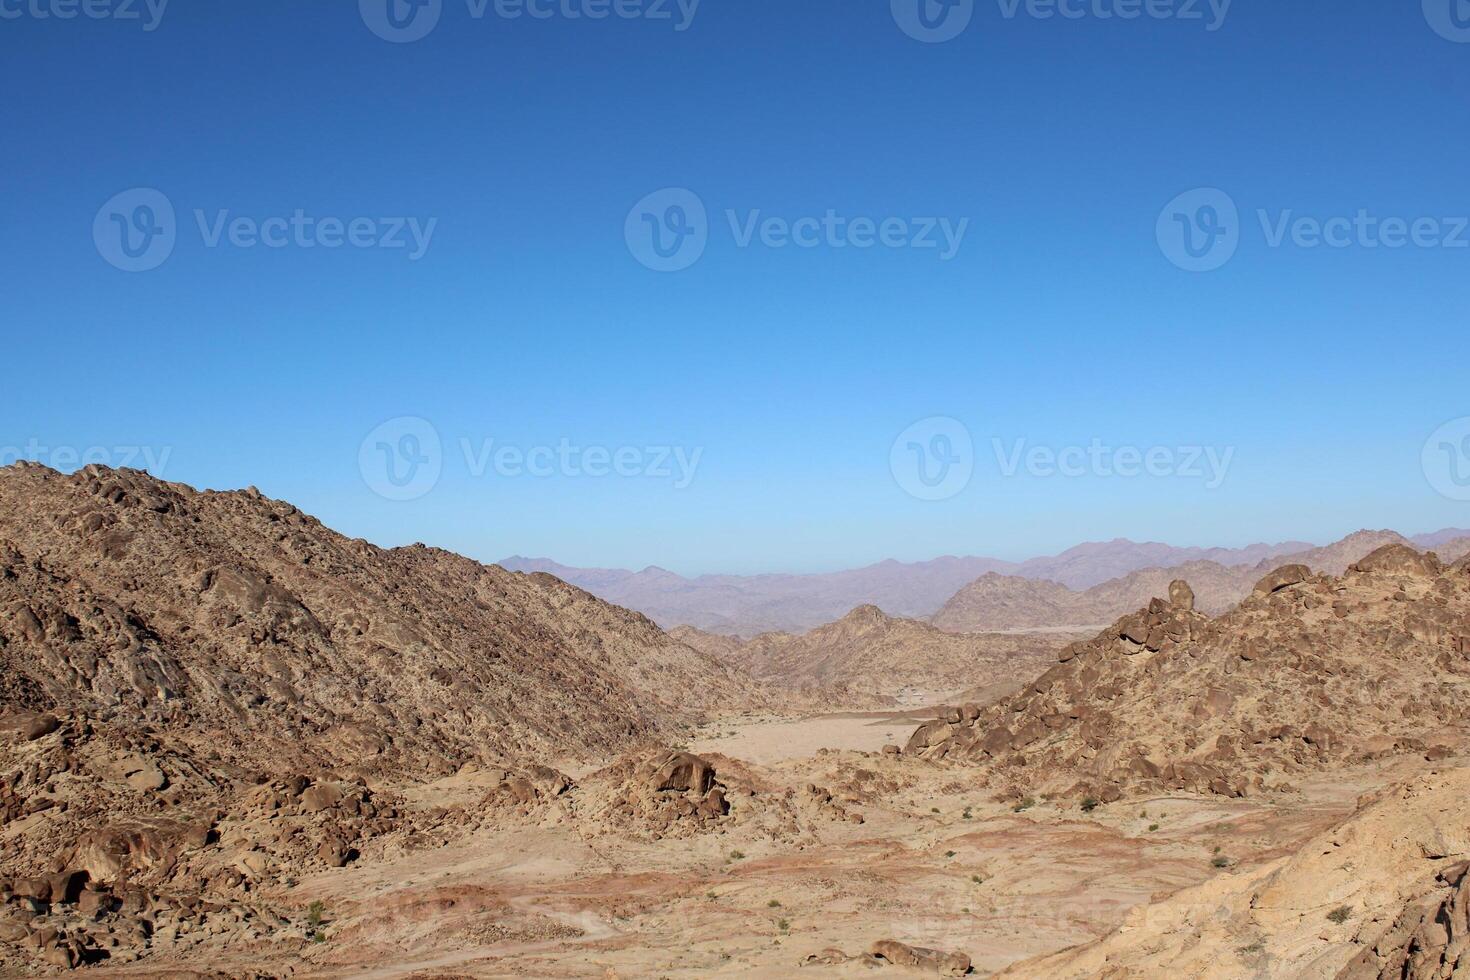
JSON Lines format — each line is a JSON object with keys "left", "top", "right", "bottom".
{"left": 4, "top": 0, "right": 1469, "bottom": 574}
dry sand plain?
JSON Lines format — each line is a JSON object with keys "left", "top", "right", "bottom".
{"left": 64, "top": 710, "right": 1433, "bottom": 979}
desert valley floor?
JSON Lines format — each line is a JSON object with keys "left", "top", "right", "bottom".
{"left": 2, "top": 463, "right": 1469, "bottom": 978}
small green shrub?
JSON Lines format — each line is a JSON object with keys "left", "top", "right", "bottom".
{"left": 1013, "top": 797, "right": 1036, "bottom": 812}
{"left": 1080, "top": 797, "right": 1100, "bottom": 813}
{"left": 767, "top": 899, "right": 781, "bottom": 908}
{"left": 1212, "top": 855, "right": 1231, "bottom": 868}
{"left": 1148, "top": 823, "right": 1160, "bottom": 832}
{"left": 307, "top": 901, "right": 326, "bottom": 929}
{"left": 1327, "top": 905, "right": 1352, "bottom": 924}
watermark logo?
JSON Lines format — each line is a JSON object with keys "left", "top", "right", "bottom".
{"left": 0, "top": 0, "right": 169, "bottom": 30}
{"left": 1157, "top": 188, "right": 1239, "bottom": 272}
{"left": 1158, "top": 188, "right": 1470, "bottom": 271}
{"left": 626, "top": 188, "right": 709, "bottom": 272}
{"left": 360, "top": 0, "right": 443, "bottom": 42}
{"left": 93, "top": 189, "right": 438, "bottom": 272}
{"left": 360, "top": 417, "right": 443, "bottom": 501}
{"left": 891, "top": 417, "right": 974, "bottom": 501}
{"left": 94, "top": 188, "right": 177, "bottom": 273}
{"left": 1424, "top": 0, "right": 1470, "bottom": 42}
{"left": 892, "top": 0, "right": 974, "bottom": 42}
{"left": 358, "top": 421, "right": 704, "bottom": 499}
{"left": 361, "top": 0, "right": 699, "bottom": 42}
{"left": 1424, "top": 417, "right": 1470, "bottom": 501}
{"left": 626, "top": 188, "right": 970, "bottom": 271}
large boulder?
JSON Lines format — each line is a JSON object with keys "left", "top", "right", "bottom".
{"left": 648, "top": 752, "right": 715, "bottom": 795}
{"left": 1169, "top": 579, "right": 1196, "bottom": 611}
{"left": 1253, "top": 564, "right": 1312, "bottom": 596}
{"left": 1351, "top": 544, "right": 1443, "bottom": 579}
{"left": 868, "top": 940, "right": 971, "bottom": 977}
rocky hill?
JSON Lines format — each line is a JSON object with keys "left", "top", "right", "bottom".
{"left": 907, "top": 545, "right": 1470, "bottom": 803}
{"left": 0, "top": 463, "right": 763, "bottom": 776}
{"left": 0, "top": 463, "right": 784, "bottom": 970}
{"left": 673, "top": 606, "right": 1085, "bottom": 706}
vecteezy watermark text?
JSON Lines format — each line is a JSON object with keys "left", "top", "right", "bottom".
{"left": 891, "top": 0, "right": 1230, "bottom": 43}
{"left": 461, "top": 438, "right": 702, "bottom": 486}
{"left": 360, "top": 0, "right": 699, "bottom": 43}
{"left": 0, "top": 440, "right": 173, "bottom": 474}
{"left": 0, "top": 0, "right": 168, "bottom": 30}
{"left": 359, "top": 418, "right": 703, "bottom": 500}
{"left": 626, "top": 188, "right": 969, "bottom": 272}
{"left": 995, "top": 0, "right": 1231, "bottom": 29}
{"left": 94, "top": 188, "right": 437, "bottom": 272}
{"left": 993, "top": 438, "right": 1234, "bottom": 489}
{"left": 890, "top": 417, "right": 1235, "bottom": 500}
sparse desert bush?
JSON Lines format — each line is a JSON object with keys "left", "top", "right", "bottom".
{"left": 1013, "top": 797, "right": 1036, "bottom": 812}
{"left": 767, "top": 899, "right": 781, "bottom": 908}
{"left": 307, "top": 901, "right": 326, "bottom": 929}
{"left": 1148, "top": 823, "right": 1160, "bottom": 831}
{"left": 1080, "top": 797, "right": 1100, "bottom": 812}
{"left": 1328, "top": 905, "right": 1352, "bottom": 924}
{"left": 1212, "top": 855, "right": 1231, "bottom": 868}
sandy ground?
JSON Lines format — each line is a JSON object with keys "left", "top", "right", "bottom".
{"left": 687, "top": 712, "right": 931, "bottom": 765}
{"left": 75, "top": 709, "right": 1429, "bottom": 980}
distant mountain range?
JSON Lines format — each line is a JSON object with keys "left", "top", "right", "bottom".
{"left": 501, "top": 529, "right": 1470, "bottom": 636}
{"left": 932, "top": 530, "right": 1470, "bottom": 632}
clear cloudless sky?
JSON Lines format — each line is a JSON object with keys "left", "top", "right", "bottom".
{"left": 3, "top": 0, "right": 1469, "bottom": 574}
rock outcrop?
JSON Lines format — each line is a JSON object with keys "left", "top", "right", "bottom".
{"left": 1000, "top": 766, "right": 1470, "bottom": 979}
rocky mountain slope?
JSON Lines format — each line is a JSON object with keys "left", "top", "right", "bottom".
{"left": 0, "top": 463, "right": 761, "bottom": 775}
{"left": 907, "top": 545, "right": 1470, "bottom": 803}
{"left": 677, "top": 606, "right": 1084, "bottom": 705}
{"left": 0, "top": 462, "right": 779, "bottom": 971}
{"left": 1003, "top": 765, "right": 1470, "bottom": 979}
